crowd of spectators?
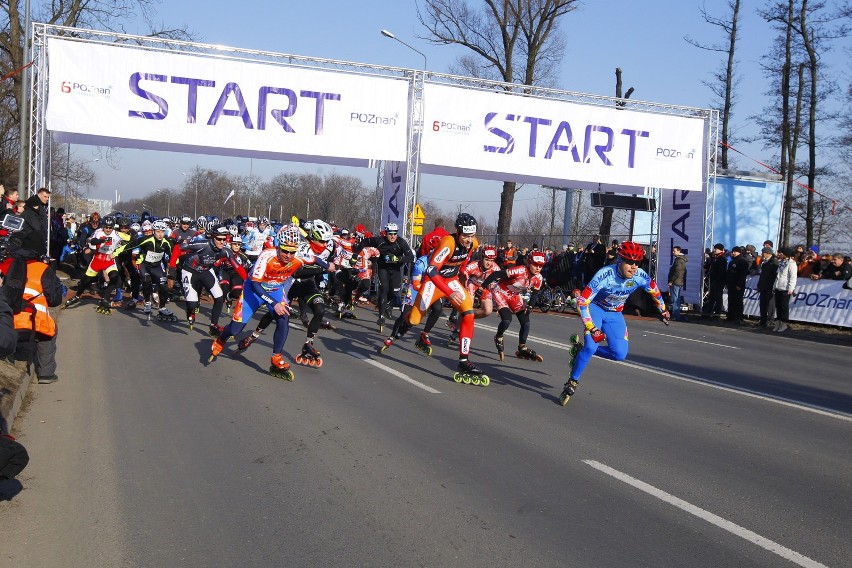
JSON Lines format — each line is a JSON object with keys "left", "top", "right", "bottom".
{"left": 701, "top": 239, "right": 851, "bottom": 331}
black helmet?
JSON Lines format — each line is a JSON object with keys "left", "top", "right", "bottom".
{"left": 117, "top": 217, "right": 131, "bottom": 228}
{"left": 208, "top": 224, "right": 229, "bottom": 239}
{"left": 455, "top": 213, "right": 477, "bottom": 235}
{"left": 102, "top": 215, "right": 116, "bottom": 228}
{"left": 180, "top": 215, "right": 192, "bottom": 224}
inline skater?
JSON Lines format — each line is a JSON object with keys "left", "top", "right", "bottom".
{"left": 210, "top": 227, "right": 324, "bottom": 379}
{"left": 219, "top": 231, "right": 250, "bottom": 313}
{"left": 380, "top": 213, "right": 488, "bottom": 386}
{"left": 168, "top": 215, "right": 202, "bottom": 300}
{"left": 331, "top": 228, "right": 358, "bottom": 318}
{"left": 559, "top": 241, "right": 669, "bottom": 406}
{"left": 114, "top": 220, "right": 176, "bottom": 321}
{"left": 113, "top": 217, "right": 142, "bottom": 309}
{"left": 243, "top": 218, "right": 272, "bottom": 264}
{"left": 63, "top": 215, "right": 122, "bottom": 314}
{"left": 481, "top": 250, "right": 546, "bottom": 362}
{"left": 352, "top": 222, "right": 415, "bottom": 331}
{"left": 385, "top": 232, "right": 446, "bottom": 356}
{"left": 351, "top": 237, "right": 379, "bottom": 307}
{"left": 236, "top": 220, "right": 332, "bottom": 367}
{"left": 180, "top": 224, "right": 247, "bottom": 333}
{"left": 448, "top": 245, "right": 500, "bottom": 345}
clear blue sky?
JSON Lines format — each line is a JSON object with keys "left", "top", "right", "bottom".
{"left": 75, "top": 0, "right": 845, "bottom": 221}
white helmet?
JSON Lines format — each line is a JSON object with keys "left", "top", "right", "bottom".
{"left": 141, "top": 220, "right": 153, "bottom": 232}
{"left": 308, "top": 219, "right": 333, "bottom": 243}
{"left": 130, "top": 222, "right": 142, "bottom": 232}
{"left": 152, "top": 220, "right": 168, "bottom": 232}
{"left": 384, "top": 222, "right": 399, "bottom": 233}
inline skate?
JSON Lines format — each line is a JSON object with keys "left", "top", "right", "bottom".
{"left": 95, "top": 299, "right": 112, "bottom": 315}
{"left": 270, "top": 353, "right": 295, "bottom": 381}
{"left": 516, "top": 344, "right": 543, "bottom": 362}
{"left": 494, "top": 335, "right": 505, "bottom": 361}
{"left": 453, "top": 360, "right": 490, "bottom": 387}
{"left": 559, "top": 379, "right": 579, "bottom": 406}
{"left": 209, "top": 323, "right": 224, "bottom": 337}
{"left": 414, "top": 332, "right": 433, "bottom": 356}
{"left": 63, "top": 296, "right": 81, "bottom": 309}
{"left": 187, "top": 312, "right": 196, "bottom": 331}
{"left": 568, "top": 334, "right": 583, "bottom": 371}
{"left": 237, "top": 330, "right": 262, "bottom": 353}
{"left": 208, "top": 336, "right": 226, "bottom": 363}
{"left": 143, "top": 301, "right": 152, "bottom": 321}
{"left": 295, "top": 342, "right": 322, "bottom": 367}
{"left": 156, "top": 307, "right": 178, "bottom": 322}
{"left": 378, "top": 336, "right": 394, "bottom": 354}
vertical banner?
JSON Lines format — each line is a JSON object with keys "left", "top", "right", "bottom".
{"left": 658, "top": 188, "right": 705, "bottom": 306}
{"left": 381, "top": 161, "right": 406, "bottom": 232}
{"left": 713, "top": 174, "right": 784, "bottom": 250}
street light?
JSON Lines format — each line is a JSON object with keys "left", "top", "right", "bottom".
{"left": 381, "top": 29, "right": 427, "bottom": 240}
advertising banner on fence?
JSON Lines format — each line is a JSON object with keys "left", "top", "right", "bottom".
{"left": 46, "top": 38, "right": 410, "bottom": 165}
{"left": 743, "top": 276, "right": 852, "bottom": 327}
{"left": 658, "top": 188, "right": 705, "bottom": 306}
{"left": 420, "top": 83, "right": 706, "bottom": 192}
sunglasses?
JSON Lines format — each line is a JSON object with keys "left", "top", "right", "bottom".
{"left": 386, "top": 232, "right": 398, "bottom": 236}
{"left": 213, "top": 236, "right": 227, "bottom": 242}
{"left": 621, "top": 258, "right": 639, "bottom": 266}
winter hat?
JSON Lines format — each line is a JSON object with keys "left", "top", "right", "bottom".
{"left": 761, "top": 247, "right": 774, "bottom": 255}
{"left": 713, "top": 243, "right": 725, "bottom": 252}
{"left": 731, "top": 246, "right": 743, "bottom": 254}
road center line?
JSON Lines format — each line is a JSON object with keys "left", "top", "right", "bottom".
{"left": 641, "top": 329, "right": 740, "bottom": 349}
{"left": 347, "top": 351, "right": 441, "bottom": 394}
{"left": 583, "top": 460, "right": 829, "bottom": 568}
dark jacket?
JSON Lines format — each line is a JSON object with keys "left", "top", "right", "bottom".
{"left": 0, "top": 292, "right": 17, "bottom": 358}
{"left": 821, "top": 261, "right": 852, "bottom": 281}
{"left": 706, "top": 251, "right": 728, "bottom": 284}
{"left": 668, "top": 254, "right": 687, "bottom": 287}
{"left": 725, "top": 255, "right": 750, "bottom": 290}
{"left": 757, "top": 256, "right": 779, "bottom": 292}
{"left": 353, "top": 235, "right": 415, "bottom": 270}
{"left": 18, "top": 195, "right": 49, "bottom": 256}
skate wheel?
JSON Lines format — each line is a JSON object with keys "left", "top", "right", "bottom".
{"left": 480, "top": 376, "right": 490, "bottom": 387}
{"left": 208, "top": 355, "right": 216, "bottom": 363}
{"left": 535, "top": 355, "right": 544, "bottom": 362}
{"left": 471, "top": 376, "right": 481, "bottom": 386}
{"left": 314, "top": 358, "right": 323, "bottom": 368}
{"left": 295, "top": 355, "right": 304, "bottom": 364}
{"left": 453, "top": 373, "right": 462, "bottom": 383}
{"left": 426, "top": 346, "right": 432, "bottom": 357}
{"left": 462, "top": 374, "right": 472, "bottom": 385}
{"left": 559, "top": 392, "right": 571, "bottom": 406}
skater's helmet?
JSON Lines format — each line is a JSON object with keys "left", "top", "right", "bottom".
{"left": 117, "top": 217, "right": 131, "bottom": 230}
{"left": 130, "top": 222, "right": 141, "bottom": 232}
{"left": 180, "top": 215, "right": 192, "bottom": 225}
{"left": 152, "top": 220, "right": 168, "bottom": 232}
{"left": 102, "top": 215, "right": 116, "bottom": 228}
{"left": 617, "top": 241, "right": 645, "bottom": 262}
{"left": 481, "top": 245, "right": 497, "bottom": 260}
{"left": 308, "top": 219, "right": 333, "bottom": 243}
{"left": 141, "top": 220, "right": 154, "bottom": 234}
{"left": 277, "top": 225, "right": 302, "bottom": 252}
{"left": 528, "top": 250, "right": 547, "bottom": 267}
{"left": 454, "top": 213, "right": 477, "bottom": 235}
{"left": 383, "top": 222, "right": 399, "bottom": 234}
{"left": 196, "top": 216, "right": 208, "bottom": 230}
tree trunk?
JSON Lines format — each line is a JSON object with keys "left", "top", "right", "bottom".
{"left": 800, "top": 0, "right": 818, "bottom": 247}
{"left": 496, "top": 181, "right": 517, "bottom": 244}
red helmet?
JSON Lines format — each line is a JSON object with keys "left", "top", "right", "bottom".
{"left": 528, "top": 251, "right": 547, "bottom": 266}
{"left": 422, "top": 233, "right": 443, "bottom": 256}
{"left": 617, "top": 241, "right": 645, "bottom": 262}
{"left": 482, "top": 246, "right": 497, "bottom": 260}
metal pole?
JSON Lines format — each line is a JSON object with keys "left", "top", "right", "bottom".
{"left": 17, "top": 0, "right": 31, "bottom": 194}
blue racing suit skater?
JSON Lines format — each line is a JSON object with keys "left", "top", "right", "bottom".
{"left": 559, "top": 241, "right": 669, "bottom": 406}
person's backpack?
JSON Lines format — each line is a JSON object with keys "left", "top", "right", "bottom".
{"left": 3, "top": 257, "right": 28, "bottom": 314}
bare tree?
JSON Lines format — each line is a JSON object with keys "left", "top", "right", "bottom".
{"left": 417, "top": 0, "right": 580, "bottom": 245}
{"left": 685, "top": 0, "right": 742, "bottom": 170}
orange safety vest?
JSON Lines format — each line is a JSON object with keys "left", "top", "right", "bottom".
{"left": 13, "top": 261, "right": 57, "bottom": 338}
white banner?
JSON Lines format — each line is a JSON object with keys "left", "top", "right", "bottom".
{"left": 658, "top": 188, "right": 705, "bottom": 306}
{"left": 743, "top": 276, "right": 852, "bottom": 328}
{"left": 420, "top": 83, "right": 705, "bottom": 191}
{"left": 46, "top": 38, "right": 410, "bottom": 165}
{"left": 381, "top": 161, "right": 406, "bottom": 232}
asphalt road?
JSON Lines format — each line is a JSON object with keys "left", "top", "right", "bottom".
{"left": 2, "top": 302, "right": 849, "bottom": 568}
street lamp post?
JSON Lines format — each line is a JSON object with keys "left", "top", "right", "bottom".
{"left": 381, "top": 30, "right": 427, "bottom": 240}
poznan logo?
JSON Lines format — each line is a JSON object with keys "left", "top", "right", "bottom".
{"left": 432, "top": 120, "right": 472, "bottom": 135}
{"left": 60, "top": 80, "right": 112, "bottom": 98}
{"left": 350, "top": 112, "right": 399, "bottom": 127}
{"left": 655, "top": 146, "right": 696, "bottom": 160}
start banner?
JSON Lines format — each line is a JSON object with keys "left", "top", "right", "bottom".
{"left": 420, "top": 83, "right": 705, "bottom": 192}
{"left": 46, "top": 38, "right": 410, "bottom": 165}
{"left": 743, "top": 276, "right": 852, "bottom": 328}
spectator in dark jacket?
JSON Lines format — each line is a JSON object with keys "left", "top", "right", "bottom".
{"left": 667, "top": 246, "right": 687, "bottom": 321}
{"left": 819, "top": 253, "right": 852, "bottom": 281}
{"left": 756, "top": 247, "right": 779, "bottom": 328}
{"left": 18, "top": 187, "right": 51, "bottom": 256}
{"left": 725, "top": 246, "right": 750, "bottom": 324}
{"left": 702, "top": 243, "right": 728, "bottom": 318}
{"left": 0, "top": 284, "right": 17, "bottom": 358}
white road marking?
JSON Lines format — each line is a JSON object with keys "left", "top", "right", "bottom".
{"left": 347, "top": 351, "right": 441, "bottom": 394}
{"left": 474, "top": 322, "right": 852, "bottom": 422}
{"left": 584, "top": 460, "right": 829, "bottom": 568}
{"left": 642, "top": 329, "right": 740, "bottom": 349}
